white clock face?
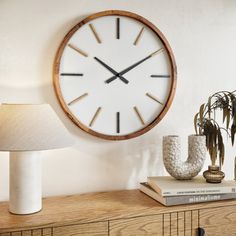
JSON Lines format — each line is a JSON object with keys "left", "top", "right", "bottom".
{"left": 54, "top": 11, "right": 176, "bottom": 140}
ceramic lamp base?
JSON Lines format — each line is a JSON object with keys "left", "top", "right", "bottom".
{"left": 9, "top": 151, "right": 42, "bottom": 214}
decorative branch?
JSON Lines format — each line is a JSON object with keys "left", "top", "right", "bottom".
{"left": 194, "top": 90, "right": 236, "bottom": 166}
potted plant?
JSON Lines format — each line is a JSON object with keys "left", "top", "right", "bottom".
{"left": 194, "top": 90, "right": 236, "bottom": 183}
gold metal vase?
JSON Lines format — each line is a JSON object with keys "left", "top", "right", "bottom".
{"left": 203, "top": 165, "right": 225, "bottom": 183}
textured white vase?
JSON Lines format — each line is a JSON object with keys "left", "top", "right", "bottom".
{"left": 163, "top": 135, "right": 206, "bottom": 180}
{"left": 9, "top": 151, "right": 42, "bottom": 214}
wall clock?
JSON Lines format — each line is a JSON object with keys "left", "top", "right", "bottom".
{"left": 53, "top": 10, "right": 177, "bottom": 140}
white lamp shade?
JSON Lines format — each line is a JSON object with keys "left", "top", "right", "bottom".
{"left": 0, "top": 104, "right": 74, "bottom": 151}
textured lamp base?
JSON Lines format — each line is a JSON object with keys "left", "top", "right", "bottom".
{"left": 9, "top": 151, "right": 42, "bottom": 214}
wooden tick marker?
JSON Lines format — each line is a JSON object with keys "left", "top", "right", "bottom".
{"left": 116, "top": 18, "right": 120, "bottom": 39}
{"left": 89, "top": 23, "right": 102, "bottom": 44}
{"left": 133, "top": 27, "right": 144, "bottom": 45}
{"left": 68, "top": 93, "right": 88, "bottom": 106}
{"left": 149, "top": 48, "right": 164, "bottom": 57}
{"left": 133, "top": 106, "right": 145, "bottom": 125}
{"left": 89, "top": 107, "right": 102, "bottom": 127}
{"left": 68, "top": 44, "right": 88, "bottom": 57}
{"left": 146, "top": 93, "right": 163, "bottom": 105}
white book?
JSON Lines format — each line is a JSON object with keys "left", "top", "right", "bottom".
{"left": 147, "top": 176, "right": 236, "bottom": 197}
{"left": 140, "top": 182, "right": 236, "bottom": 206}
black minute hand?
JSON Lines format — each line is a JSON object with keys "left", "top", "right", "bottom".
{"left": 94, "top": 57, "right": 129, "bottom": 84}
{"left": 105, "top": 48, "right": 164, "bottom": 84}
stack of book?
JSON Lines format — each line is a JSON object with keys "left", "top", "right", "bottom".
{"left": 140, "top": 176, "right": 236, "bottom": 206}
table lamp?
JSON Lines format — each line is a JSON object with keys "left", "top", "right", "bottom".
{"left": 0, "top": 104, "right": 74, "bottom": 215}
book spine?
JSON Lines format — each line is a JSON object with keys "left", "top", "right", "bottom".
{"left": 140, "top": 183, "right": 236, "bottom": 206}
{"left": 162, "top": 187, "right": 236, "bottom": 196}
{"left": 147, "top": 181, "right": 236, "bottom": 197}
{"left": 166, "top": 193, "right": 236, "bottom": 205}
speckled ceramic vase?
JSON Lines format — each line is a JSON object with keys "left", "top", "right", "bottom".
{"left": 163, "top": 135, "right": 206, "bottom": 180}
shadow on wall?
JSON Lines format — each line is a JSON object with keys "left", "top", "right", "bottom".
{"left": 96, "top": 133, "right": 165, "bottom": 190}
{"left": 43, "top": 83, "right": 165, "bottom": 192}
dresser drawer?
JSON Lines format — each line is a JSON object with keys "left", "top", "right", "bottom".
{"left": 110, "top": 214, "right": 163, "bottom": 236}
{"left": 200, "top": 205, "right": 236, "bottom": 236}
{"left": 53, "top": 222, "right": 108, "bottom": 236}
{"left": 110, "top": 210, "right": 199, "bottom": 236}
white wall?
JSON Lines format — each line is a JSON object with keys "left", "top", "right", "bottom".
{"left": 0, "top": 0, "right": 236, "bottom": 201}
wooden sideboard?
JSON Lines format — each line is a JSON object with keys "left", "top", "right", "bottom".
{"left": 0, "top": 189, "right": 236, "bottom": 236}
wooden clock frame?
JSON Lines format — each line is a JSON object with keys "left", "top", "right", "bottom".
{"left": 53, "top": 10, "right": 177, "bottom": 140}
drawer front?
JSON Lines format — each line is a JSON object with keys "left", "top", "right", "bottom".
{"left": 200, "top": 205, "right": 236, "bottom": 236}
{"left": 164, "top": 211, "right": 198, "bottom": 236}
{"left": 110, "top": 211, "right": 199, "bottom": 236}
{"left": 0, "top": 228, "right": 52, "bottom": 236}
{"left": 110, "top": 215, "right": 163, "bottom": 236}
{"left": 22, "top": 229, "right": 52, "bottom": 235}
{"left": 0, "top": 222, "right": 107, "bottom": 236}
{"left": 53, "top": 222, "right": 108, "bottom": 236}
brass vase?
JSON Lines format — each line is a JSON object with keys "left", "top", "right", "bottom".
{"left": 203, "top": 165, "right": 225, "bottom": 183}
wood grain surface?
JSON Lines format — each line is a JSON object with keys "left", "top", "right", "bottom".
{"left": 110, "top": 215, "right": 162, "bottom": 236}
{"left": 54, "top": 222, "right": 108, "bottom": 236}
{"left": 1, "top": 190, "right": 236, "bottom": 235}
{"left": 200, "top": 205, "right": 236, "bottom": 236}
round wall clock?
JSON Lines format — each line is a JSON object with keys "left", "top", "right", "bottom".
{"left": 53, "top": 10, "right": 177, "bottom": 140}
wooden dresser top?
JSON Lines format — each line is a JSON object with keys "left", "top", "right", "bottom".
{"left": 0, "top": 189, "right": 236, "bottom": 232}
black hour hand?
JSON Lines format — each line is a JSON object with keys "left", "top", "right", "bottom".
{"left": 94, "top": 57, "right": 129, "bottom": 84}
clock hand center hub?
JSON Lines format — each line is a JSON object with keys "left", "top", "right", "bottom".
{"left": 93, "top": 56, "right": 129, "bottom": 84}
